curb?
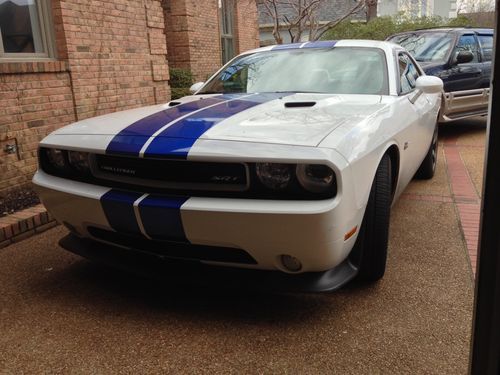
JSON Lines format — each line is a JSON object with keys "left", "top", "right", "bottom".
{"left": 0, "top": 204, "right": 58, "bottom": 249}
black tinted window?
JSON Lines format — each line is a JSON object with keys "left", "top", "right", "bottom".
{"left": 454, "top": 35, "right": 479, "bottom": 63}
{"left": 398, "top": 53, "right": 420, "bottom": 94}
{"left": 478, "top": 34, "right": 493, "bottom": 62}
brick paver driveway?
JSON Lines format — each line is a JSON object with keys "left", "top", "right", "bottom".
{"left": 0, "top": 118, "right": 486, "bottom": 374}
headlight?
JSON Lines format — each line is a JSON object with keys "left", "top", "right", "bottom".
{"left": 45, "top": 148, "right": 67, "bottom": 170}
{"left": 68, "top": 151, "right": 90, "bottom": 173}
{"left": 255, "top": 163, "right": 292, "bottom": 190}
{"left": 296, "top": 164, "right": 335, "bottom": 193}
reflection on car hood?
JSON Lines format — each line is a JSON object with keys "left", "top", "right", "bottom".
{"left": 52, "top": 93, "right": 386, "bottom": 151}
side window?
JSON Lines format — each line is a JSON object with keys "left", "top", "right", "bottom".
{"left": 398, "top": 53, "right": 420, "bottom": 95}
{"left": 454, "top": 34, "right": 479, "bottom": 63}
{"left": 0, "top": 0, "right": 55, "bottom": 60}
{"left": 477, "top": 34, "right": 493, "bottom": 62}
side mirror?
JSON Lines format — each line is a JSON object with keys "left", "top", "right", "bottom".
{"left": 456, "top": 50, "right": 474, "bottom": 64}
{"left": 415, "top": 75, "right": 443, "bottom": 94}
{"left": 189, "top": 82, "right": 205, "bottom": 94}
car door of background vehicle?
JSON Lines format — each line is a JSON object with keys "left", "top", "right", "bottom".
{"left": 442, "top": 33, "right": 488, "bottom": 116}
{"left": 444, "top": 34, "right": 483, "bottom": 92}
{"left": 477, "top": 33, "right": 493, "bottom": 93}
{"left": 394, "top": 52, "right": 436, "bottom": 192}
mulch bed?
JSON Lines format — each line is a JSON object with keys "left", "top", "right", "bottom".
{"left": 0, "top": 187, "right": 40, "bottom": 217}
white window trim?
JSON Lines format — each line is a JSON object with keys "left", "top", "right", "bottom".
{"left": 0, "top": 0, "right": 56, "bottom": 61}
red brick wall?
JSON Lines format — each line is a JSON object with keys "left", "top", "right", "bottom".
{"left": 0, "top": 63, "right": 76, "bottom": 192}
{"left": 235, "top": 0, "right": 259, "bottom": 54}
{"left": 164, "top": 0, "right": 259, "bottom": 82}
{"left": 0, "top": 0, "right": 171, "bottom": 195}
{"left": 164, "top": 0, "right": 222, "bottom": 82}
{"left": 57, "top": 0, "right": 170, "bottom": 120}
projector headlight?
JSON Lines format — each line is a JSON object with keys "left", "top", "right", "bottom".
{"left": 67, "top": 151, "right": 90, "bottom": 173}
{"left": 255, "top": 163, "right": 292, "bottom": 190}
{"left": 296, "top": 164, "right": 336, "bottom": 193}
{"left": 45, "top": 148, "right": 67, "bottom": 170}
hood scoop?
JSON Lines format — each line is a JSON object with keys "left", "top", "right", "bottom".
{"left": 284, "top": 101, "right": 316, "bottom": 108}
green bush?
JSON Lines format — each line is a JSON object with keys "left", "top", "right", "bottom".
{"left": 169, "top": 68, "right": 194, "bottom": 100}
{"left": 322, "top": 14, "right": 475, "bottom": 41}
{"left": 169, "top": 68, "right": 194, "bottom": 88}
{"left": 171, "top": 87, "right": 191, "bottom": 100}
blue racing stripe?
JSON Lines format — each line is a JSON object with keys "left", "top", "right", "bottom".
{"left": 302, "top": 40, "right": 337, "bottom": 48}
{"left": 271, "top": 41, "right": 337, "bottom": 50}
{"left": 144, "top": 92, "right": 289, "bottom": 159}
{"left": 106, "top": 97, "right": 226, "bottom": 156}
{"left": 138, "top": 195, "right": 189, "bottom": 241}
{"left": 100, "top": 190, "right": 142, "bottom": 234}
{"left": 271, "top": 42, "right": 304, "bottom": 50}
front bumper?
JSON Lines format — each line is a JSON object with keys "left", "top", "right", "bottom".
{"left": 34, "top": 169, "right": 363, "bottom": 273}
{"left": 59, "top": 233, "right": 359, "bottom": 293}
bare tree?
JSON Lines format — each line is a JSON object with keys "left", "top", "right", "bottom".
{"left": 457, "top": 0, "right": 495, "bottom": 13}
{"left": 365, "top": 0, "right": 377, "bottom": 21}
{"left": 259, "top": 0, "right": 366, "bottom": 44}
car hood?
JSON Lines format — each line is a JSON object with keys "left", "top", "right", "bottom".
{"left": 51, "top": 93, "right": 387, "bottom": 153}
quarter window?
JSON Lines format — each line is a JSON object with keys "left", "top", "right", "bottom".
{"left": 398, "top": 53, "right": 420, "bottom": 95}
{"left": 0, "top": 0, "right": 54, "bottom": 59}
{"left": 477, "top": 34, "right": 493, "bottom": 62}
{"left": 454, "top": 34, "right": 479, "bottom": 63}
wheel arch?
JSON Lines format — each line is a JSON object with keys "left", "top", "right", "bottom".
{"left": 384, "top": 144, "right": 400, "bottom": 201}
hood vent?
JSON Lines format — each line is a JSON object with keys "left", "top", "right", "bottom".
{"left": 284, "top": 101, "right": 316, "bottom": 108}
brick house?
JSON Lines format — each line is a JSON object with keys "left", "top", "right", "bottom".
{"left": 0, "top": 0, "right": 259, "bottom": 196}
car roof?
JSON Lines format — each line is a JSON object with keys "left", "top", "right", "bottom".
{"left": 242, "top": 40, "right": 401, "bottom": 56}
{"left": 389, "top": 27, "right": 494, "bottom": 36}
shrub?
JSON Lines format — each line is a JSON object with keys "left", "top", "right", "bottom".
{"left": 169, "top": 68, "right": 194, "bottom": 100}
{"left": 322, "top": 14, "right": 475, "bottom": 41}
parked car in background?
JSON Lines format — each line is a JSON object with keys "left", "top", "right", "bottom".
{"left": 387, "top": 27, "right": 493, "bottom": 122}
{"left": 34, "top": 40, "right": 443, "bottom": 292}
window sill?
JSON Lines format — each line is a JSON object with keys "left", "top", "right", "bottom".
{"left": 0, "top": 60, "right": 69, "bottom": 74}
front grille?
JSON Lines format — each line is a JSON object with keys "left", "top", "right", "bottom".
{"left": 92, "top": 154, "right": 248, "bottom": 191}
{"left": 87, "top": 226, "right": 257, "bottom": 265}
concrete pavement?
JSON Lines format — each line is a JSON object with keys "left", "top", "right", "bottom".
{"left": 0, "top": 118, "right": 486, "bottom": 374}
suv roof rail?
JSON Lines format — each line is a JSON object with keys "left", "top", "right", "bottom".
{"left": 413, "top": 26, "right": 493, "bottom": 32}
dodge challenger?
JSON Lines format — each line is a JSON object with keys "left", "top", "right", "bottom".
{"left": 33, "top": 40, "right": 443, "bottom": 292}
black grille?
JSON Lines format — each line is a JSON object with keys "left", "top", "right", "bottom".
{"left": 88, "top": 226, "right": 257, "bottom": 265}
{"left": 93, "top": 154, "right": 248, "bottom": 191}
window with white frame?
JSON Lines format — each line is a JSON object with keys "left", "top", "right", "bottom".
{"left": 219, "top": 0, "right": 235, "bottom": 65}
{"left": 0, "top": 0, "right": 55, "bottom": 60}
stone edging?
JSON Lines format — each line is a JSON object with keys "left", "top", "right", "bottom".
{"left": 0, "top": 204, "right": 57, "bottom": 249}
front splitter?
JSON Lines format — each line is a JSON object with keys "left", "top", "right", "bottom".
{"left": 59, "top": 234, "right": 358, "bottom": 293}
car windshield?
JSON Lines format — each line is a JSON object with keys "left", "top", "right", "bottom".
{"left": 198, "top": 47, "right": 389, "bottom": 95}
{"left": 388, "top": 32, "right": 454, "bottom": 62}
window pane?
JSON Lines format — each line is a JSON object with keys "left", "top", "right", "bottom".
{"left": 0, "top": 0, "right": 44, "bottom": 53}
{"left": 399, "top": 54, "right": 419, "bottom": 94}
{"left": 454, "top": 35, "right": 479, "bottom": 63}
{"left": 478, "top": 35, "right": 493, "bottom": 62}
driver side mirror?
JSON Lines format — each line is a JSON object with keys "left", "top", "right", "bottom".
{"left": 415, "top": 75, "right": 443, "bottom": 94}
{"left": 455, "top": 50, "right": 474, "bottom": 65}
{"left": 189, "top": 82, "right": 205, "bottom": 94}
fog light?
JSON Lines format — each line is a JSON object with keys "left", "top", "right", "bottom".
{"left": 280, "top": 254, "right": 302, "bottom": 272}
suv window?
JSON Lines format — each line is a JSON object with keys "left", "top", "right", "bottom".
{"left": 398, "top": 53, "right": 420, "bottom": 95}
{"left": 454, "top": 34, "right": 479, "bottom": 63}
{"left": 477, "top": 34, "right": 493, "bottom": 62}
{"left": 387, "top": 32, "right": 453, "bottom": 62}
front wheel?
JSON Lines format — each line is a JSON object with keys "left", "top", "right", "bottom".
{"left": 354, "top": 154, "right": 392, "bottom": 282}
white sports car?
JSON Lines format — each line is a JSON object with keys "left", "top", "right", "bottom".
{"left": 34, "top": 40, "right": 443, "bottom": 291}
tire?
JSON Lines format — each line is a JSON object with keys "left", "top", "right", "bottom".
{"left": 354, "top": 154, "right": 392, "bottom": 282}
{"left": 415, "top": 124, "right": 438, "bottom": 180}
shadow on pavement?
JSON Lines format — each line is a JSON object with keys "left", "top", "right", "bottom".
{"left": 439, "top": 116, "right": 487, "bottom": 141}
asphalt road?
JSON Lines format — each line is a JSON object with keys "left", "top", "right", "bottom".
{"left": 0, "top": 118, "right": 486, "bottom": 374}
